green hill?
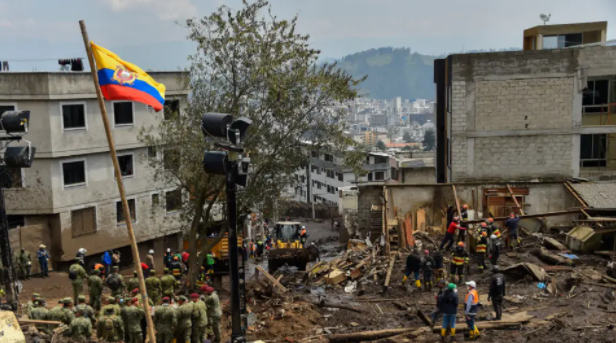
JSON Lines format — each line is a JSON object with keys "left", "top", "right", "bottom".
{"left": 335, "top": 47, "right": 437, "bottom": 100}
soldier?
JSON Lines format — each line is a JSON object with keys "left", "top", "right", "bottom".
{"left": 106, "top": 266, "right": 125, "bottom": 297}
{"left": 73, "top": 295, "right": 95, "bottom": 326}
{"left": 97, "top": 307, "right": 124, "bottom": 343}
{"left": 69, "top": 258, "right": 88, "bottom": 305}
{"left": 59, "top": 298, "right": 76, "bottom": 326}
{"left": 161, "top": 268, "right": 176, "bottom": 299}
{"left": 125, "top": 298, "right": 145, "bottom": 343}
{"left": 88, "top": 268, "right": 103, "bottom": 311}
{"left": 25, "top": 293, "right": 41, "bottom": 318}
{"left": 145, "top": 269, "right": 162, "bottom": 305}
{"left": 203, "top": 286, "right": 222, "bottom": 343}
{"left": 47, "top": 300, "right": 64, "bottom": 323}
{"left": 175, "top": 295, "right": 193, "bottom": 343}
{"left": 15, "top": 249, "right": 32, "bottom": 280}
{"left": 66, "top": 308, "right": 92, "bottom": 341}
{"left": 190, "top": 292, "right": 207, "bottom": 343}
{"left": 154, "top": 297, "right": 177, "bottom": 343}
{"left": 30, "top": 298, "right": 51, "bottom": 335}
{"left": 126, "top": 270, "right": 140, "bottom": 293}
{"left": 100, "top": 296, "right": 121, "bottom": 318}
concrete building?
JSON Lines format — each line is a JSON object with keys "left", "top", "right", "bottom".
{"left": 434, "top": 23, "right": 616, "bottom": 183}
{"left": 0, "top": 71, "right": 189, "bottom": 268}
{"left": 523, "top": 21, "right": 607, "bottom": 51}
{"left": 363, "top": 131, "right": 377, "bottom": 146}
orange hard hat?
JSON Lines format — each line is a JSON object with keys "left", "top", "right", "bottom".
{"left": 481, "top": 231, "right": 487, "bottom": 237}
{"left": 458, "top": 242, "right": 465, "bottom": 247}
{"left": 488, "top": 218, "right": 494, "bottom": 223}
{"left": 462, "top": 204, "right": 468, "bottom": 209}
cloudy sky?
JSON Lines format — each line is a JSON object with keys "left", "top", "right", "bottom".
{"left": 1, "top": 0, "right": 614, "bottom": 71}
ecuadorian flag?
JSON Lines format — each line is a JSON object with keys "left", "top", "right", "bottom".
{"left": 91, "top": 42, "right": 166, "bottom": 112}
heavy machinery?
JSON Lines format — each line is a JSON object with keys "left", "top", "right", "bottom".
{"left": 268, "top": 221, "right": 319, "bottom": 272}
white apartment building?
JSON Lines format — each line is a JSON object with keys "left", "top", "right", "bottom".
{"left": 0, "top": 71, "right": 189, "bottom": 268}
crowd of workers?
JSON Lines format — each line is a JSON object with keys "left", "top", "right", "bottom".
{"left": 404, "top": 204, "right": 516, "bottom": 340}
{"left": 22, "top": 247, "right": 223, "bottom": 343}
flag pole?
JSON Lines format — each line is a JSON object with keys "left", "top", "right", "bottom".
{"left": 78, "top": 20, "right": 157, "bottom": 343}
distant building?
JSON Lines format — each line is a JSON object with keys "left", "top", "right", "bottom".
{"left": 363, "top": 131, "right": 377, "bottom": 146}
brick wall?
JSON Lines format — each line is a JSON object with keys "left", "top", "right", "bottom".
{"left": 356, "top": 186, "right": 382, "bottom": 232}
{"left": 475, "top": 77, "right": 574, "bottom": 131}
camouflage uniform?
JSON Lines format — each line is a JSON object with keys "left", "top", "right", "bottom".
{"left": 191, "top": 298, "right": 208, "bottom": 343}
{"left": 59, "top": 299, "right": 75, "bottom": 326}
{"left": 161, "top": 270, "right": 176, "bottom": 298}
{"left": 125, "top": 303, "right": 146, "bottom": 343}
{"left": 154, "top": 302, "right": 177, "bottom": 343}
{"left": 66, "top": 311, "right": 92, "bottom": 341}
{"left": 25, "top": 293, "right": 41, "bottom": 319}
{"left": 175, "top": 297, "right": 193, "bottom": 343}
{"left": 47, "top": 302, "right": 64, "bottom": 323}
{"left": 106, "top": 268, "right": 125, "bottom": 297}
{"left": 126, "top": 271, "right": 140, "bottom": 293}
{"left": 30, "top": 300, "right": 51, "bottom": 335}
{"left": 145, "top": 272, "right": 162, "bottom": 305}
{"left": 97, "top": 308, "right": 124, "bottom": 342}
{"left": 88, "top": 269, "right": 103, "bottom": 311}
{"left": 14, "top": 250, "right": 32, "bottom": 280}
{"left": 205, "top": 292, "right": 223, "bottom": 343}
{"left": 100, "top": 297, "right": 122, "bottom": 318}
{"left": 69, "top": 262, "right": 88, "bottom": 305}
{"left": 73, "top": 296, "right": 96, "bottom": 326}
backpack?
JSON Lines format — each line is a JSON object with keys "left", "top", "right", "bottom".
{"left": 68, "top": 269, "right": 77, "bottom": 280}
{"left": 107, "top": 274, "right": 120, "bottom": 290}
{"left": 103, "top": 317, "right": 115, "bottom": 336}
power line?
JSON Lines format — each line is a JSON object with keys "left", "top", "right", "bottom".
{"left": 1, "top": 58, "right": 84, "bottom": 62}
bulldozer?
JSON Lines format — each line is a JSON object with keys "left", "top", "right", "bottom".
{"left": 268, "top": 221, "right": 319, "bottom": 272}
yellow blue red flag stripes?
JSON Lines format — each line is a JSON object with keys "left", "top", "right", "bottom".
{"left": 91, "top": 42, "right": 166, "bottom": 112}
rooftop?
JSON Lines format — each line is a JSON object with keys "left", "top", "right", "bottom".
{"left": 570, "top": 182, "right": 616, "bottom": 209}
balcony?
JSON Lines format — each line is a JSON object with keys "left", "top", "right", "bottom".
{"left": 362, "top": 163, "right": 389, "bottom": 171}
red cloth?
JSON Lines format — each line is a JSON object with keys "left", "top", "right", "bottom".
{"left": 182, "top": 252, "right": 189, "bottom": 262}
{"left": 447, "top": 222, "right": 459, "bottom": 234}
{"left": 141, "top": 262, "right": 149, "bottom": 270}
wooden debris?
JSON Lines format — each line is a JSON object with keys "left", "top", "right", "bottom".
{"left": 325, "top": 269, "right": 347, "bottom": 285}
{"left": 384, "top": 255, "right": 396, "bottom": 288}
{"left": 502, "top": 263, "right": 549, "bottom": 282}
{"left": 416, "top": 309, "right": 432, "bottom": 327}
{"left": 583, "top": 281, "right": 616, "bottom": 290}
{"left": 543, "top": 237, "right": 567, "bottom": 251}
{"left": 304, "top": 298, "right": 364, "bottom": 313}
{"left": 533, "top": 247, "right": 573, "bottom": 266}
{"left": 255, "top": 266, "right": 288, "bottom": 292}
{"left": 18, "top": 319, "right": 62, "bottom": 326}
{"left": 327, "top": 327, "right": 421, "bottom": 343}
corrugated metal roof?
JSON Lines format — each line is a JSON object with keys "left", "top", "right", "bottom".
{"left": 570, "top": 182, "right": 616, "bottom": 209}
{"left": 398, "top": 158, "right": 435, "bottom": 168}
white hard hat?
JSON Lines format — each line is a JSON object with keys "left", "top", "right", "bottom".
{"left": 167, "top": 248, "right": 171, "bottom": 252}
{"left": 465, "top": 281, "right": 476, "bottom": 288}
{"left": 149, "top": 250, "right": 154, "bottom": 254}
{"left": 302, "top": 226, "right": 306, "bottom": 229}
{"left": 490, "top": 234, "right": 497, "bottom": 240}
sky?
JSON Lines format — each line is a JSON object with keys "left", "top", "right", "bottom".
{"left": 0, "top": 0, "right": 615, "bottom": 71}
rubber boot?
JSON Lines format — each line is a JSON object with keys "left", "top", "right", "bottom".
{"left": 416, "top": 279, "right": 421, "bottom": 289}
{"left": 474, "top": 327, "right": 480, "bottom": 339}
{"left": 469, "top": 329, "right": 474, "bottom": 340}
{"left": 441, "top": 328, "right": 447, "bottom": 341}
{"left": 450, "top": 328, "right": 456, "bottom": 342}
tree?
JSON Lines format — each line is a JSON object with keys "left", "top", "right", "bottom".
{"left": 376, "top": 140, "right": 386, "bottom": 151}
{"left": 422, "top": 129, "right": 436, "bottom": 151}
{"left": 403, "top": 131, "right": 413, "bottom": 143}
{"left": 139, "top": 0, "right": 363, "bottom": 288}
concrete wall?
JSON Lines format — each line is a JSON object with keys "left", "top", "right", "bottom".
{"left": 401, "top": 167, "right": 435, "bottom": 184}
{"left": 448, "top": 46, "right": 616, "bottom": 182}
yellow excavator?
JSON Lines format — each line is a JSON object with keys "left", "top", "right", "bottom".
{"left": 268, "top": 221, "right": 318, "bottom": 272}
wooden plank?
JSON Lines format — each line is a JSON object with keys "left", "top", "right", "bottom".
{"left": 255, "top": 266, "right": 288, "bottom": 292}
{"left": 465, "top": 209, "right": 581, "bottom": 224}
{"left": 416, "top": 209, "right": 426, "bottom": 232}
{"left": 383, "top": 186, "right": 390, "bottom": 255}
{"left": 384, "top": 255, "right": 396, "bottom": 287}
{"left": 452, "top": 185, "right": 462, "bottom": 220}
{"left": 564, "top": 182, "right": 589, "bottom": 208}
{"left": 18, "top": 319, "right": 62, "bottom": 326}
{"left": 405, "top": 212, "right": 414, "bottom": 247}
{"left": 507, "top": 184, "right": 525, "bottom": 215}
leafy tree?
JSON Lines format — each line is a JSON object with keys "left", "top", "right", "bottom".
{"left": 376, "top": 140, "right": 386, "bottom": 151}
{"left": 403, "top": 131, "right": 413, "bottom": 143}
{"left": 139, "top": 0, "right": 363, "bottom": 287}
{"left": 422, "top": 129, "right": 436, "bottom": 151}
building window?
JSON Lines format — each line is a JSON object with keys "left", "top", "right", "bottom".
{"left": 580, "top": 134, "right": 607, "bottom": 167}
{"left": 543, "top": 33, "right": 583, "bottom": 49}
{"left": 337, "top": 172, "right": 343, "bottom": 182}
{"left": 326, "top": 169, "right": 334, "bottom": 179}
{"left": 311, "top": 165, "right": 317, "bottom": 173}
{"left": 164, "top": 99, "right": 180, "bottom": 120}
{"left": 0, "top": 105, "right": 16, "bottom": 115}
{"left": 311, "top": 151, "right": 318, "bottom": 158}
{"left": 152, "top": 193, "right": 160, "bottom": 207}
{"left": 391, "top": 168, "right": 398, "bottom": 180}
{"left": 324, "top": 154, "right": 334, "bottom": 162}
{"left": 147, "top": 146, "right": 157, "bottom": 160}
{"left": 368, "top": 173, "right": 373, "bottom": 181}
{"left": 7, "top": 168, "right": 23, "bottom": 188}
{"left": 375, "top": 171, "right": 385, "bottom": 181}
{"left": 71, "top": 207, "right": 97, "bottom": 237}
{"left": 316, "top": 168, "right": 321, "bottom": 175}
{"left": 113, "top": 101, "right": 134, "bottom": 126}
{"left": 7, "top": 215, "right": 24, "bottom": 229}
{"left": 62, "top": 103, "right": 86, "bottom": 130}
{"left": 117, "top": 199, "right": 136, "bottom": 224}
{"left": 583, "top": 79, "right": 610, "bottom": 114}
{"left": 317, "top": 181, "right": 322, "bottom": 189}
{"left": 117, "top": 154, "right": 134, "bottom": 178}
{"left": 166, "top": 189, "right": 182, "bottom": 213}
{"left": 62, "top": 160, "right": 86, "bottom": 187}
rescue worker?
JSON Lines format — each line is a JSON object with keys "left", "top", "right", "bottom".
{"left": 66, "top": 308, "right": 92, "bottom": 341}
{"left": 69, "top": 258, "right": 88, "bottom": 305}
{"left": 125, "top": 297, "right": 145, "bottom": 343}
{"left": 37, "top": 244, "right": 50, "bottom": 278}
{"left": 299, "top": 226, "right": 308, "bottom": 246}
{"left": 170, "top": 256, "right": 183, "bottom": 281}
{"left": 190, "top": 292, "right": 208, "bottom": 343}
{"left": 487, "top": 218, "right": 501, "bottom": 239}
{"left": 430, "top": 279, "right": 447, "bottom": 329}
{"left": 126, "top": 270, "right": 140, "bottom": 293}
{"left": 475, "top": 231, "right": 488, "bottom": 273}
{"left": 451, "top": 242, "right": 469, "bottom": 284}
{"left": 60, "top": 298, "right": 75, "bottom": 326}
{"left": 145, "top": 269, "right": 162, "bottom": 305}
{"left": 203, "top": 286, "right": 222, "bottom": 343}
{"left": 505, "top": 213, "right": 522, "bottom": 250}
{"left": 489, "top": 234, "right": 502, "bottom": 266}
{"left": 464, "top": 281, "right": 480, "bottom": 340}
{"left": 176, "top": 295, "right": 193, "bottom": 343}
{"left": 154, "top": 297, "right": 177, "bottom": 343}
{"left": 16, "top": 248, "right": 31, "bottom": 280}
{"left": 164, "top": 248, "right": 173, "bottom": 269}
{"left": 433, "top": 250, "right": 444, "bottom": 283}
{"left": 459, "top": 204, "right": 469, "bottom": 243}
{"left": 421, "top": 250, "right": 435, "bottom": 291}
{"left": 30, "top": 298, "right": 51, "bottom": 335}
{"left": 161, "top": 268, "right": 176, "bottom": 299}
{"left": 74, "top": 295, "right": 95, "bottom": 326}
{"left": 488, "top": 266, "right": 506, "bottom": 320}
{"left": 93, "top": 262, "right": 106, "bottom": 279}
{"left": 440, "top": 217, "right": 459, "bottom": 251}
{"left": 206, "top": 252, "right": 216, "bottom": 275}
{"left": 76, "top": 248, "right": 87, "bottom": 260}
{"left": 88, "top": 268, "right": 103, "bottom": 311}
{"left": 403, "top": 249, "right": 422, "bottom": 289}
{"left": 196, "top": 266, "right": 207, "bottom": 288}
{"left": 249, "top": 240, "right": 255, "bottom": 258}
{"left": 25, "top": 293, "right": 41, "bottom": 318}
{"left": 256, "top": 237, "right": 265, "bottom": 258}
{"left": 440, "top": 283, "right": 459, "bottom": 341}
{"left": 146, "top": 249, "right": 156, "bottom": 271}
{"left": 97, "top": 306, "right": 124, "bottom": 343}
{"left": 102, "top": 251, "right": 112, "bottom": 279}
{"left": 106, "top": 266, "right": 125, "bottom": 297}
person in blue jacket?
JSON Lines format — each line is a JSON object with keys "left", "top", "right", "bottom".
{"left": 101, "top": 251, "right": 112, "bottom": 279}
{"left": 37, "top": 244, "right": 50, "bottom": 278}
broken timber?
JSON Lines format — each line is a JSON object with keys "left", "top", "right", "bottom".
{"left": 255, "top": 265, "right": 288, "bottom": 292}
{"left": 507, "top": 184, "right": 525, "bottom": 215}
{"left": 327, "top": 327, "right": 421, "bottom": 343}
{"left": 384, "top": 254, "right": 396, "bottom": 288}
{"left": 18, "top": 319, "right": 62, "bottom": 326}
{"left": 465, "top": 209, "right": 582, "bottom": 224}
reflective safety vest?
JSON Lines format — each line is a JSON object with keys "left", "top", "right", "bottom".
{"left": 493, "top": 228, "right": 501, "bottom": 238}
{"left": 452, "top": 254, "right": 466, "bottom": 265}
{"left": 476, "top": 237, "right": 487, "bottom": 253}
{"left": 465, "top": 289, "right": 479, "bottom": 305}
{"left": 172, "top": 268, "right": 181, "bottom": 276}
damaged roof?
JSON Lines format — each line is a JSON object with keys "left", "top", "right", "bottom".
{"left": 570, "top": 182, "right": 616, "bottom": 209}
